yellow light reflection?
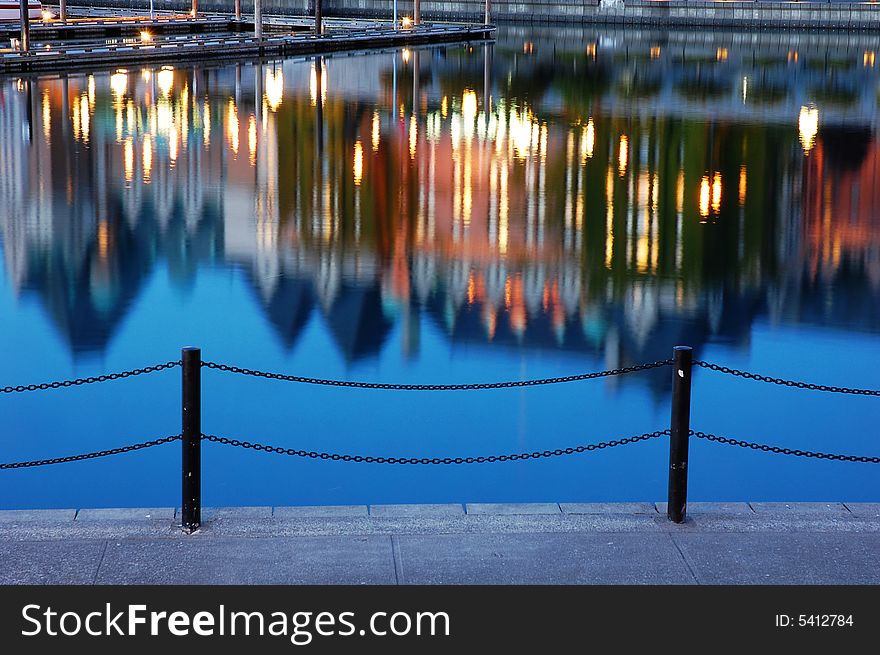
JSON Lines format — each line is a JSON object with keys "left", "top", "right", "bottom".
{"left": 248, "top": 114, "right": 257, "bottom": 166}
{"left": 124, "top": 139, "right": 134, "bottom": 183}
{"left": 676, "top": 170, "right": 684, "bottom": 214}
{"left": 126, "top": 101, "right": 134, "bottom": 136}
{"left": 227, "top": 100, "right": 239, "bottom": 155}
{"left": 409, "top": 115, "right": 417, "bottom": 158}
{"left": 618, "top": 135, "right": 628, "bottom": 176}
{"left": 605, "top": 168, "right": 614, "bottom": 268}
{"left": 798, "top": 105, "right": 819, "bottom": 153}
{"left": 110, "top": 70, "right": 127, "bottom": 99}
{"left": 79, "top": 94, "right": 89, "bottom": 143}
{"left": 510, "top": 107, "right": 535, "bottom": 160}
{"left": 864, "top": 51, "right": 876, "bottom": 67}
{"left": 143, "top": 137, "right": 152, "bottom": 183}
{"left": 353, "top": 140, "right": 364, "bottom": 185}
{"left": 87, "top": 75, "right": 95, "bottom": 108}
{"left": 203, "top": 103, "right": 211, "bottom": 146}
{"left": 72, "top": 97, "right": 80, "bottom": 140}
{"left": 699, "top": 175, "right": 710, "bottom": 219}
{"left": 650, "top": 46, "right": 661, "bottom": 59}
{"left": 738, "top": 166, "right": 747, "bottom": 206}
{"left": 402, "top": 48, "right": 411, "bottom": 64}
{"left": 581, "top": 118, "right": 594, "bottom": 162}
{"left": 265, "top": 68, "right": 283, "bottom": 111}
{"left": 157, "top": 100, "right": 173, "bottom": 134}
{"left": 97, "top": 221, "right": 109, "bottom": 259}
{"left": 41, "top": 89, "right": 50, "bottom": 142}
{"left": 371, "top": 110, "right": 380, "bottom": 151}
{"left": 716, "top": 48, "right": 728, "bottom": 62}
{"left": 462, "top": 89, "right": 477, "bottom": 124}
{"left": 441, "top": 95, "right": 448, "bottom": 119}
{"left": 711, "top": 172, "right": 722, "bottom": 214}
{"left": 157, "top": 66, "right": 174, "bottom": 97}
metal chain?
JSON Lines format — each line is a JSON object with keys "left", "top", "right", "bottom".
{"left": 5, "top": 428, "right": 876, "bottom": 470}
{"left": 693, "top": 361, "right": 880, "bottom": 396}
{"left": 201, "top": 430, "right": 669, "bottom": 463}
{"left": 0, "top": 435, "right": 182, "bottom": 470}
{"left": 0, "top": 361, "right": 181, "bottom": 395}
{"left": 201, "top": 360, "right": 672, "bottom": 391}
{"left": 692, "top": 430, "right": 880, "bottom": 464}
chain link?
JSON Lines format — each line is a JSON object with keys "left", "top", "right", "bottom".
{"left": 5, "top": 428, "right": 876, "bottom": 470}
{"left": 0, "top": 435, "right": 182, "bottom": 470}
{"left": 693, "top": 361, "right": 880, "bottom": 396}
{"left": 201, "top": 430, "right": 669, "bottom": 463}
{"left": 201, "top": 360, "right": 672, "bottom": 391}
{"left": 0, "top": 361, "right": 181, "bottom": 395}
{"left": 692, "top": 430, "right": 880, "bottom": 464}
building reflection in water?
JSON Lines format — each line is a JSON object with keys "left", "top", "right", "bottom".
{"left": 1, "top": 31, "right": 879, "bottom": 380}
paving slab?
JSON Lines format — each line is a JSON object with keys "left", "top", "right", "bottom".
{"left": 96, "top": 536, "right": 396, "bottom": 584}
{"left": 76, "top": 507, "right": 175, "bottom": 521}
{"left": 370, "top": 504, "right": 464, "bottom": 518}
{"left": 0, "top": 540, "right": 106, "bottom": 584}
{"left": 844, "top": 503, "right": 880, "bottom": 519}
{"left": 673, "top": 532, "right": 880, "bottom": 584}
{"left": 656, "top": 502, "right": 754, "bottom": 515}
{"left": 561, "top": 502, "right": 656, "bottom": 515}
{"left": 200, "top": 506, "right": 273, "bottom": 520}
{"left": 749, "top": 502, "right": 849, "bottom": 514}
{"left": 396, "top": 533, "right": 695, "bottom": 584}
{"left": 466, "top": 503, "right": 561, "bottom": 515}
{"left": 274, "top": 505, "right": 368, "bottom": 518}
{"left": 0, "top": 509, "right": 76, "bottom": 522}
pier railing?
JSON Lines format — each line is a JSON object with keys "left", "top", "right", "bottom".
{"left": 2, "top": 346, "right": 878, "bottom": 530}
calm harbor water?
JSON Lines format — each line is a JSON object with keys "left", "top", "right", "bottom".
{"left": 1, "top": 26, "right": 879, "bottom": 508}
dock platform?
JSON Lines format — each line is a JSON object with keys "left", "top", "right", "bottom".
{"left": 0, "top": 14, "right": 494, "bottom": 73}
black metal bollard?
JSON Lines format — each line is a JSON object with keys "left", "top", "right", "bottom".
{"left": 181, "top": 347, "right": 201, "bottom": 531}
{"left": 667, "top": 346, "right": 693, "bottom": 523}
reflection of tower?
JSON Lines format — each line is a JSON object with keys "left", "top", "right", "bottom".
{"left": 401, "top": 49, "right": 420, "bottom": 360}
{"left": 255, "top": 62, "right": 282, "bottom": 296}
{"left": 770, "top": 137, "right": 803, "bottom": 325}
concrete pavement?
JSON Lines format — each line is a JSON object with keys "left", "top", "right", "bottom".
{"left": 1, "top": 502, "right": 878, "bottom": 584}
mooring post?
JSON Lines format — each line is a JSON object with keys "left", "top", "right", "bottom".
{"left": 60, "top": 0, "right": 67, "bottom": 22}
{"left": 235, "top": 0, "right": 241, "bottom": 20}
{"left": 485, "top": 0, "right": 491, "bottom": 25}
{"left": 315, "top": 0, "right": 322, "bottom": 34}
{"left": 18, "top": 0, "right": 30, "bottom": 53}
{"left": 667, "top": 345, "right": 693, "bottom": 524}
{"left": 414, "top": 0, "right": 420, "bottom": 25}
{"left": 181, "top": 347, "right": 201, "bottom": 531}
{"left": 254, "top": 0, "right": 262, "bottom": 39}
{"left": 191, "top": 0, "right": 198, "bottom": 18}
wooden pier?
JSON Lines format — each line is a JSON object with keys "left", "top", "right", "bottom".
{"left": 0, "top": 15, "right": 494, "bottom": 73}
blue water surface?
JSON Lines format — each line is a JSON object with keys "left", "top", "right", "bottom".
{"left": 1, "top": 26, "right": 878, "bottom": 508}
